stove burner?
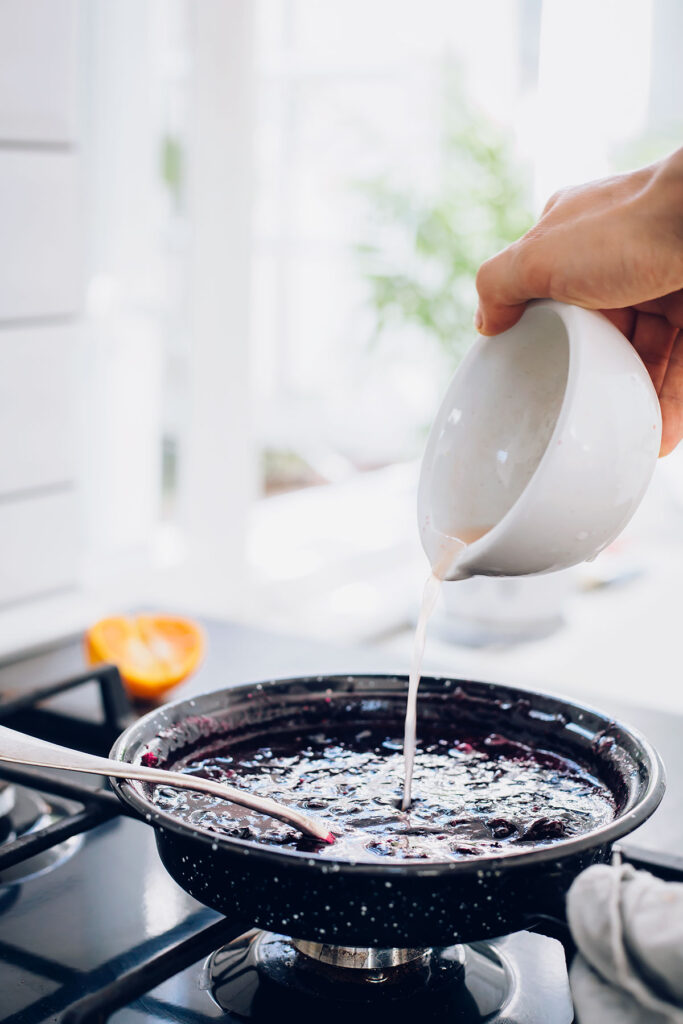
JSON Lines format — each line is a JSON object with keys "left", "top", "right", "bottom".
{"left": 0, "top": 786, "right": 83, "bottom": 885}
{"left": 294, "top": 939, "right": 429, "bottom": 973}
{"left": 204, "top": 929, "right": 573, "bottom": 1022}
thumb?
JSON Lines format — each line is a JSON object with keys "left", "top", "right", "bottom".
{"left": 475, "top": 241, "right": 543, "bottom": 335}
{"left": 474, "top": 299, "right": 527, "bottom": 336}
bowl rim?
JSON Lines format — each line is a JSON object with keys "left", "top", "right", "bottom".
{"left": 109, "top": 674, "right": 666, "bottom": 878}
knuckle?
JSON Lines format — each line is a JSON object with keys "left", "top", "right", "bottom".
{"left": 513, "top": 241, "right": 544, "bottom": 291}
{"left": 546, "top": 265, "right": 572, "bottom": 302}
{"left": 542, "top": 189, "right": 565, "bottom": 216}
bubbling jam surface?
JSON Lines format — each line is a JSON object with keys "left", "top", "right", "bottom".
{"left": 150, "top": 726, "right": 617, "bottom": 862}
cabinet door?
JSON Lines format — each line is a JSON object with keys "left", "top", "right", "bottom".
{"left": 0, "top": 0, "right": 78, "bottom": 143}
{"left": 0, "top": 490, "right": 79, "bottom": 605}
{"left": 0, "top": 151, "right": 81, "bottom": 321}
{"left": 0, "top": 324, "right": 79, "bottom": 496}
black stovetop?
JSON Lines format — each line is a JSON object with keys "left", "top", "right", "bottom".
{"left": 0, "top": 618, "right": 681, "bottom": 1023}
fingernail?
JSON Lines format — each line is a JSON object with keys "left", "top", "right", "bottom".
{"left": 474, "top": 307, "right": 483, "bottom": 331}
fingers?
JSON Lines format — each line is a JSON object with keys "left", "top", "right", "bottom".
{"left": 475, "top": 239, "right": 548, "bottom": 336}
{"left": 633, "top": 290, "right": 683, "bottom": 331}
{"left": 600, "top": 308, "right": 637, "bottom": 338}
{"left": 662, "top": 290, "right": 683, "bottom": 330}
{"left": 599, "top": 308, "right": 683, "bottom": 455}
{"left": 629, "top": 312, "right": 677, "bottom": 395}
{"left": 624, "top": 311, "right": 682, "bottom": 455}
{"left": 658, "top": 328, "right": 683, "bottom": 456}
{"left": 474, "top": 298, "right": 526, "bottom": 336}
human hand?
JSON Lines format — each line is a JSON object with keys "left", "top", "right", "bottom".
{"left": 475, "top": 148, "right": 683, "bottom": 455}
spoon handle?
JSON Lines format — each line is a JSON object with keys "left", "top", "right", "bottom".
{"left": 0, "top": 724, "right": 332, "bottom": 843}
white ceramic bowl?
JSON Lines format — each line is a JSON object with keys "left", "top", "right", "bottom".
{"left": 418, "top": 300, "right": 662, "bottom": 580}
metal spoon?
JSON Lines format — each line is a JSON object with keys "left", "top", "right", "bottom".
{"left": 0, "top": 724, "right": 333, "bottom": 843}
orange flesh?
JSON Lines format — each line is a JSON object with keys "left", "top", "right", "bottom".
{"left": 85, "top": 615, "right": 204, "bottom": 699}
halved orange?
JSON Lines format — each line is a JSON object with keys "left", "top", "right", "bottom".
{"left": 85, "top": 614, "right": 204, "bottom": 700}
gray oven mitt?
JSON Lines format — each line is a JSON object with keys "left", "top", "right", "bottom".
{"left": 567, "top": 863, "right": 683, "bottom": 1023}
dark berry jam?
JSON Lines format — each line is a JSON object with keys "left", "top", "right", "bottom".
{"left": 150, "top": 726, "right": 616, "bottom": 862}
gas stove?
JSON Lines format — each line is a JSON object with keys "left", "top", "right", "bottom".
{"left": 0, "top": 623, "right": 679, "bottom": 1023}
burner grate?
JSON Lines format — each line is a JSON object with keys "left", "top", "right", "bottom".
{"left": 0, "top": 764, "right": 140, "bottom": 872}
{"left": 0, "top": 905, "right": 242, "bottom": 1024}
{"left": 0, "top": 664, "right": 134, "bottom": 873}
{"left": 0, "top": 663, "right": 133, "bottom": 751}
{"left": 62, "top": 918, "right": 242, "bottom": 1024}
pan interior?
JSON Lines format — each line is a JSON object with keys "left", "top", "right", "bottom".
{"left": 117, "top": 677, "right": 649, "bottom": 866}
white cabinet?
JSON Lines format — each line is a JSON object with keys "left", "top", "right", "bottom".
{"left": 0, "top": 324, "right": 79, "bottom": 495}
{"left": 0, "top": 0, "right": 83, "bottom": 618}
{"left": 0, "top": 0, "right": 79, "bottom": 143}
{"left": 0, "top": 489, "right": 79, "bottom": 605}
{"left": 0, "top": 151, "right": 82, "bottom": 321}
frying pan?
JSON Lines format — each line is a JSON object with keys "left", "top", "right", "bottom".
{"left": 110, "top": 674, "right": 664, "bottom": 949}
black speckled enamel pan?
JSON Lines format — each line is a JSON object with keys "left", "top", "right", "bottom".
{"left": 110, "top": 675, "right": 664, "bottom": 948}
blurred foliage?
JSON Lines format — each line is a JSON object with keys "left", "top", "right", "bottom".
{"left": 161, "top": 133, "right": 184, "bottom": 210}
{"left": 356, "top": 97, "right": 532, "bottom": 368}
{"left": 262, "top": 448, "right": 325, "bottom": 497}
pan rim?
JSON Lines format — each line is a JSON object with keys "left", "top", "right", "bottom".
{"left": 109, "top": 674, "right": 666, "bottom": 876}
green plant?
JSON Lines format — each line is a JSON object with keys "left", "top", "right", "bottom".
{"left": 356, "top": 101, "right": 532, "bottom": 368}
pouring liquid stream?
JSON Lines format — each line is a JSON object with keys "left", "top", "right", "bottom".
{"left": 402, "top": 526, "right": 491, "bottom": 810}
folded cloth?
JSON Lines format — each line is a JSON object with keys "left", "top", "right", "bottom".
{"left": 567, "top": 863, "right": 683, "bottom": 1023}
{"left": 570, "top": 954, "right": 678, "bottom": 1024}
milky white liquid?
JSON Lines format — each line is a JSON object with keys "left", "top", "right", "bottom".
{"left": 402, "top": 526, "right": 492, "bottom": 810}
